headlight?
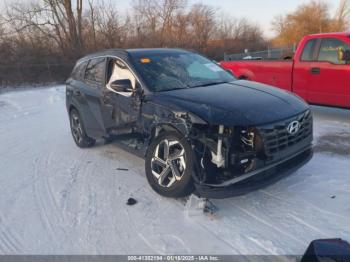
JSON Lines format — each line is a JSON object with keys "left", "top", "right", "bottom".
{"left": 173, "top": 111, "right": 207, "bottom": 125}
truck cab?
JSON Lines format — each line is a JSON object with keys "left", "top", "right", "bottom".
{"left": 221, "top": 32, "right": 350, "bottom": 109}
{"left": 293, "top": 33, "right": 350, "bottom": 108}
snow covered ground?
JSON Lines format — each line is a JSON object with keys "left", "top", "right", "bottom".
{"left": 0, "top": 86, "right": 349, "bottom": 255}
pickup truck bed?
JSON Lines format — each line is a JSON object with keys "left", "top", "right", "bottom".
{"left": 221, "top": 60, "right": 294, "bottom": 92}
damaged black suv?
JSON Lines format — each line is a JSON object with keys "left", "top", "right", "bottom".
{"left": 66, "top": 49, "right": 313, "bottom": 199}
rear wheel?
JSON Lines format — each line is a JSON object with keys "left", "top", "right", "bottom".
{"left": 145, "top": 131, "right": 194, "bottom": 198}
{"left": 69, "top": 109, "right": 96, "bottom": 148}
{"left": 239, "top": 75, "right": 248, "bottom": 80}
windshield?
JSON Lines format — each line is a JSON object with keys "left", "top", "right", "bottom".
{"left": 131, "top": 52, "right": 236, "bottom": 92}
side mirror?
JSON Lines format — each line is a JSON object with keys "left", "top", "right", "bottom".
{"left": 110, "top": 79, "right": 133, "bottom": 92}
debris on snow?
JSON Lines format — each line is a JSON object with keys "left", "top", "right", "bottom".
{"left": 184, "top": 195, "right": 218, "bottom": 217}
{"left": 203, "top": 200, "right": 219, "bottom": 215}
{"left": 117, "top": 168, "right": 129, "bottom": 171}
{"left": 127, "top": 197, "right": 137, "bottom": 206}
{"left": 184, "top": 195, "right": 206, "bottom": 217}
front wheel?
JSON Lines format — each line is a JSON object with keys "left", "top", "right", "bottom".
{"left": 69, "top": 109, "right": 96, "bottom": 148}
{"left": 145, "top": 131, "right": 195, "bottom": 198}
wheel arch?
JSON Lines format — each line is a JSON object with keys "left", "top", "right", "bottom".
{"left": 238, "top": 75, "right": 249, "bottom": 80}
{"left": 68, "top": 104, "right": 98, "bottom": 139}
{"left": 150, "top": 123, "right": 188, "bottom": 142}
{"left": 68, "top": 104, "right": 78, "bottom": 115}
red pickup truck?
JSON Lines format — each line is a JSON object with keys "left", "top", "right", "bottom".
{"left": 221, "top": 32, "right": 350, "bottom": 108}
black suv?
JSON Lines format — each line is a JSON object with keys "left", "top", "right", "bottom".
{"left": 66, "top": 49, "right": 313, "bottom": 199}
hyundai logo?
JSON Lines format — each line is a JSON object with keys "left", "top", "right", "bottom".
{"left": 287, "top": 121, "right": 300, "bottom": 135}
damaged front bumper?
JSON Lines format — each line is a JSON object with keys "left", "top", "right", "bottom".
{"left": 189, "top": 110, "right": 313, "bottom": 199}
{"left": 194, "top": 146, "right": 313, "bottom": 199}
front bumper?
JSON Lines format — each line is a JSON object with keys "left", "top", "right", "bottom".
{"left": 194, "top": 146, "right": 313, "bottom": 199}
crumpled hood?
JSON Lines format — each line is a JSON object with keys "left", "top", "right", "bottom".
{"left": 146, "top": 80, "right": 310, "bottom": 126}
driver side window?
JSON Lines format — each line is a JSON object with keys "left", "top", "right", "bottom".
{"left": 106, "top": 58, "right": 136, "bottom": 90}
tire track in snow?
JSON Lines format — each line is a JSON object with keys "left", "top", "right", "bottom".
{"left": 0, "top": 140, "right": 28, "bottom": 253}
{"left": 0, "top": 213, "right": 23, "bottom": 253}
{"left": 59, "top": 153, "right": 86, "bottom": 214}
{"left": 258, "top": 189, "right": 350, "bottom": 238}
{"left": 189, "top": 217, "right": 243, "bottom": 254}
{"left": 32, "top": 153, "right": 68, "bottom": 243}
{"left": 288, "top": 214, "right": 328, "bottom": 238}
{"left": 228, "top": 202, "right": 305, "bottom": 247}
{"left": 260, "top": 189, "right": 350, "bottom": 223}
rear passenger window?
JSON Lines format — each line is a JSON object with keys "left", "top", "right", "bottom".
{"left": 85, "top": 58, "right": 106, "bottom": 84}
{"left": 301, "top": 39, "right": 317, "bottom": 61}
{"left": 71, "top": 61, "right": 87, "bottom": 80}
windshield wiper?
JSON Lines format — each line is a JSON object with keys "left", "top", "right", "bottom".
{"left": 189, "top": 81, "right": 229, "bottom": 88}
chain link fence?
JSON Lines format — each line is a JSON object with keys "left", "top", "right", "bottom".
{"left": 224, "top": 45, "right": 297, "bottom": 61}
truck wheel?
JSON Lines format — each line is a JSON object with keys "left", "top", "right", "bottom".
{"left": 239, "top": 75, "right": 248, "bottom": 80}
{"left": 145, "top": 131, "right": 194, "bottom": 198}
{"left": 69, "top": 109, "right": 96, "bottom": 148}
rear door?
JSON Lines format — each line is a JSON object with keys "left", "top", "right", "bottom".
{"left": 66, "top": 60, "right": 88, "bottom": 111}
{"left": 80, "top": 57, "right": 108, "bottom": 138}
{"left": 308, "top": 38, "right": 350, "bottom": 108}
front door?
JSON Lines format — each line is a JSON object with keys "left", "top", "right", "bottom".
{"left": 292, "top": 38, "right": 318, "bottom": 101}
{"left": 308, "top": 37, "right": 350, "bottom": 108}
{"left": 102, "top": 58, "right": 141, "bottom": 131}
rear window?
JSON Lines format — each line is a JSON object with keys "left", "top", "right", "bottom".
{"left": 84, "top": 58, "right": 106, "bottom": 84}
{"left": 71, "top": 61, "right": 87, "bottom": 80}
{"left": 300, "top": 39, "right": 317, "bottom": 61}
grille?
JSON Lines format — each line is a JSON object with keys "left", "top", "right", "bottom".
{"left": 258, "top": 110, "right": 312, "bottom": 156}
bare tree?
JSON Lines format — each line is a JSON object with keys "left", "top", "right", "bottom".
{"left": 3, "top": 0, "right": 85, "bottom": 57}
{"left": 0, "top": 0, "right": 267, "bottom": 84}
{"left": 188, "top": 4, "right": 216, "bottom": 51}
{"left": 333, "top": 0, "right": 350, "bottom": 31}
{"left": 272, "top": 0, "right": 348, "bottom": 46}
{"left": 132, "top": 0, "right": 186, "bottom": 47}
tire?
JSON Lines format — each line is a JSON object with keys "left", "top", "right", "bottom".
{"left": 145, "top": 131, "right": 195, "bottom": 198}
{"left": 69, "top": 109, "right": 96, "bottom": 148}
{"left": 239, "top": 75, "right": 248, "bottom": 80}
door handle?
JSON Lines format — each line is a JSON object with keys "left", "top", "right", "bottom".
{"left": 310, "top": 67, "right": 320, "bottom": 75}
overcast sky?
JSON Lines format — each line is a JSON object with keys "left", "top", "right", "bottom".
{"left": 118, "top": 0, "right": 341, "bottom": 38}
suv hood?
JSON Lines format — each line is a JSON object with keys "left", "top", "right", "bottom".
{"left": 147, "top": 80, "right": 310, "bottom": 126}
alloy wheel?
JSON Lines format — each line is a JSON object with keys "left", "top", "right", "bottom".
{"left": 151, "top": 139, "right": 186, "bottom": 188}
{"left": 71, "top": 113, "right": 83, "bottom": 144}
